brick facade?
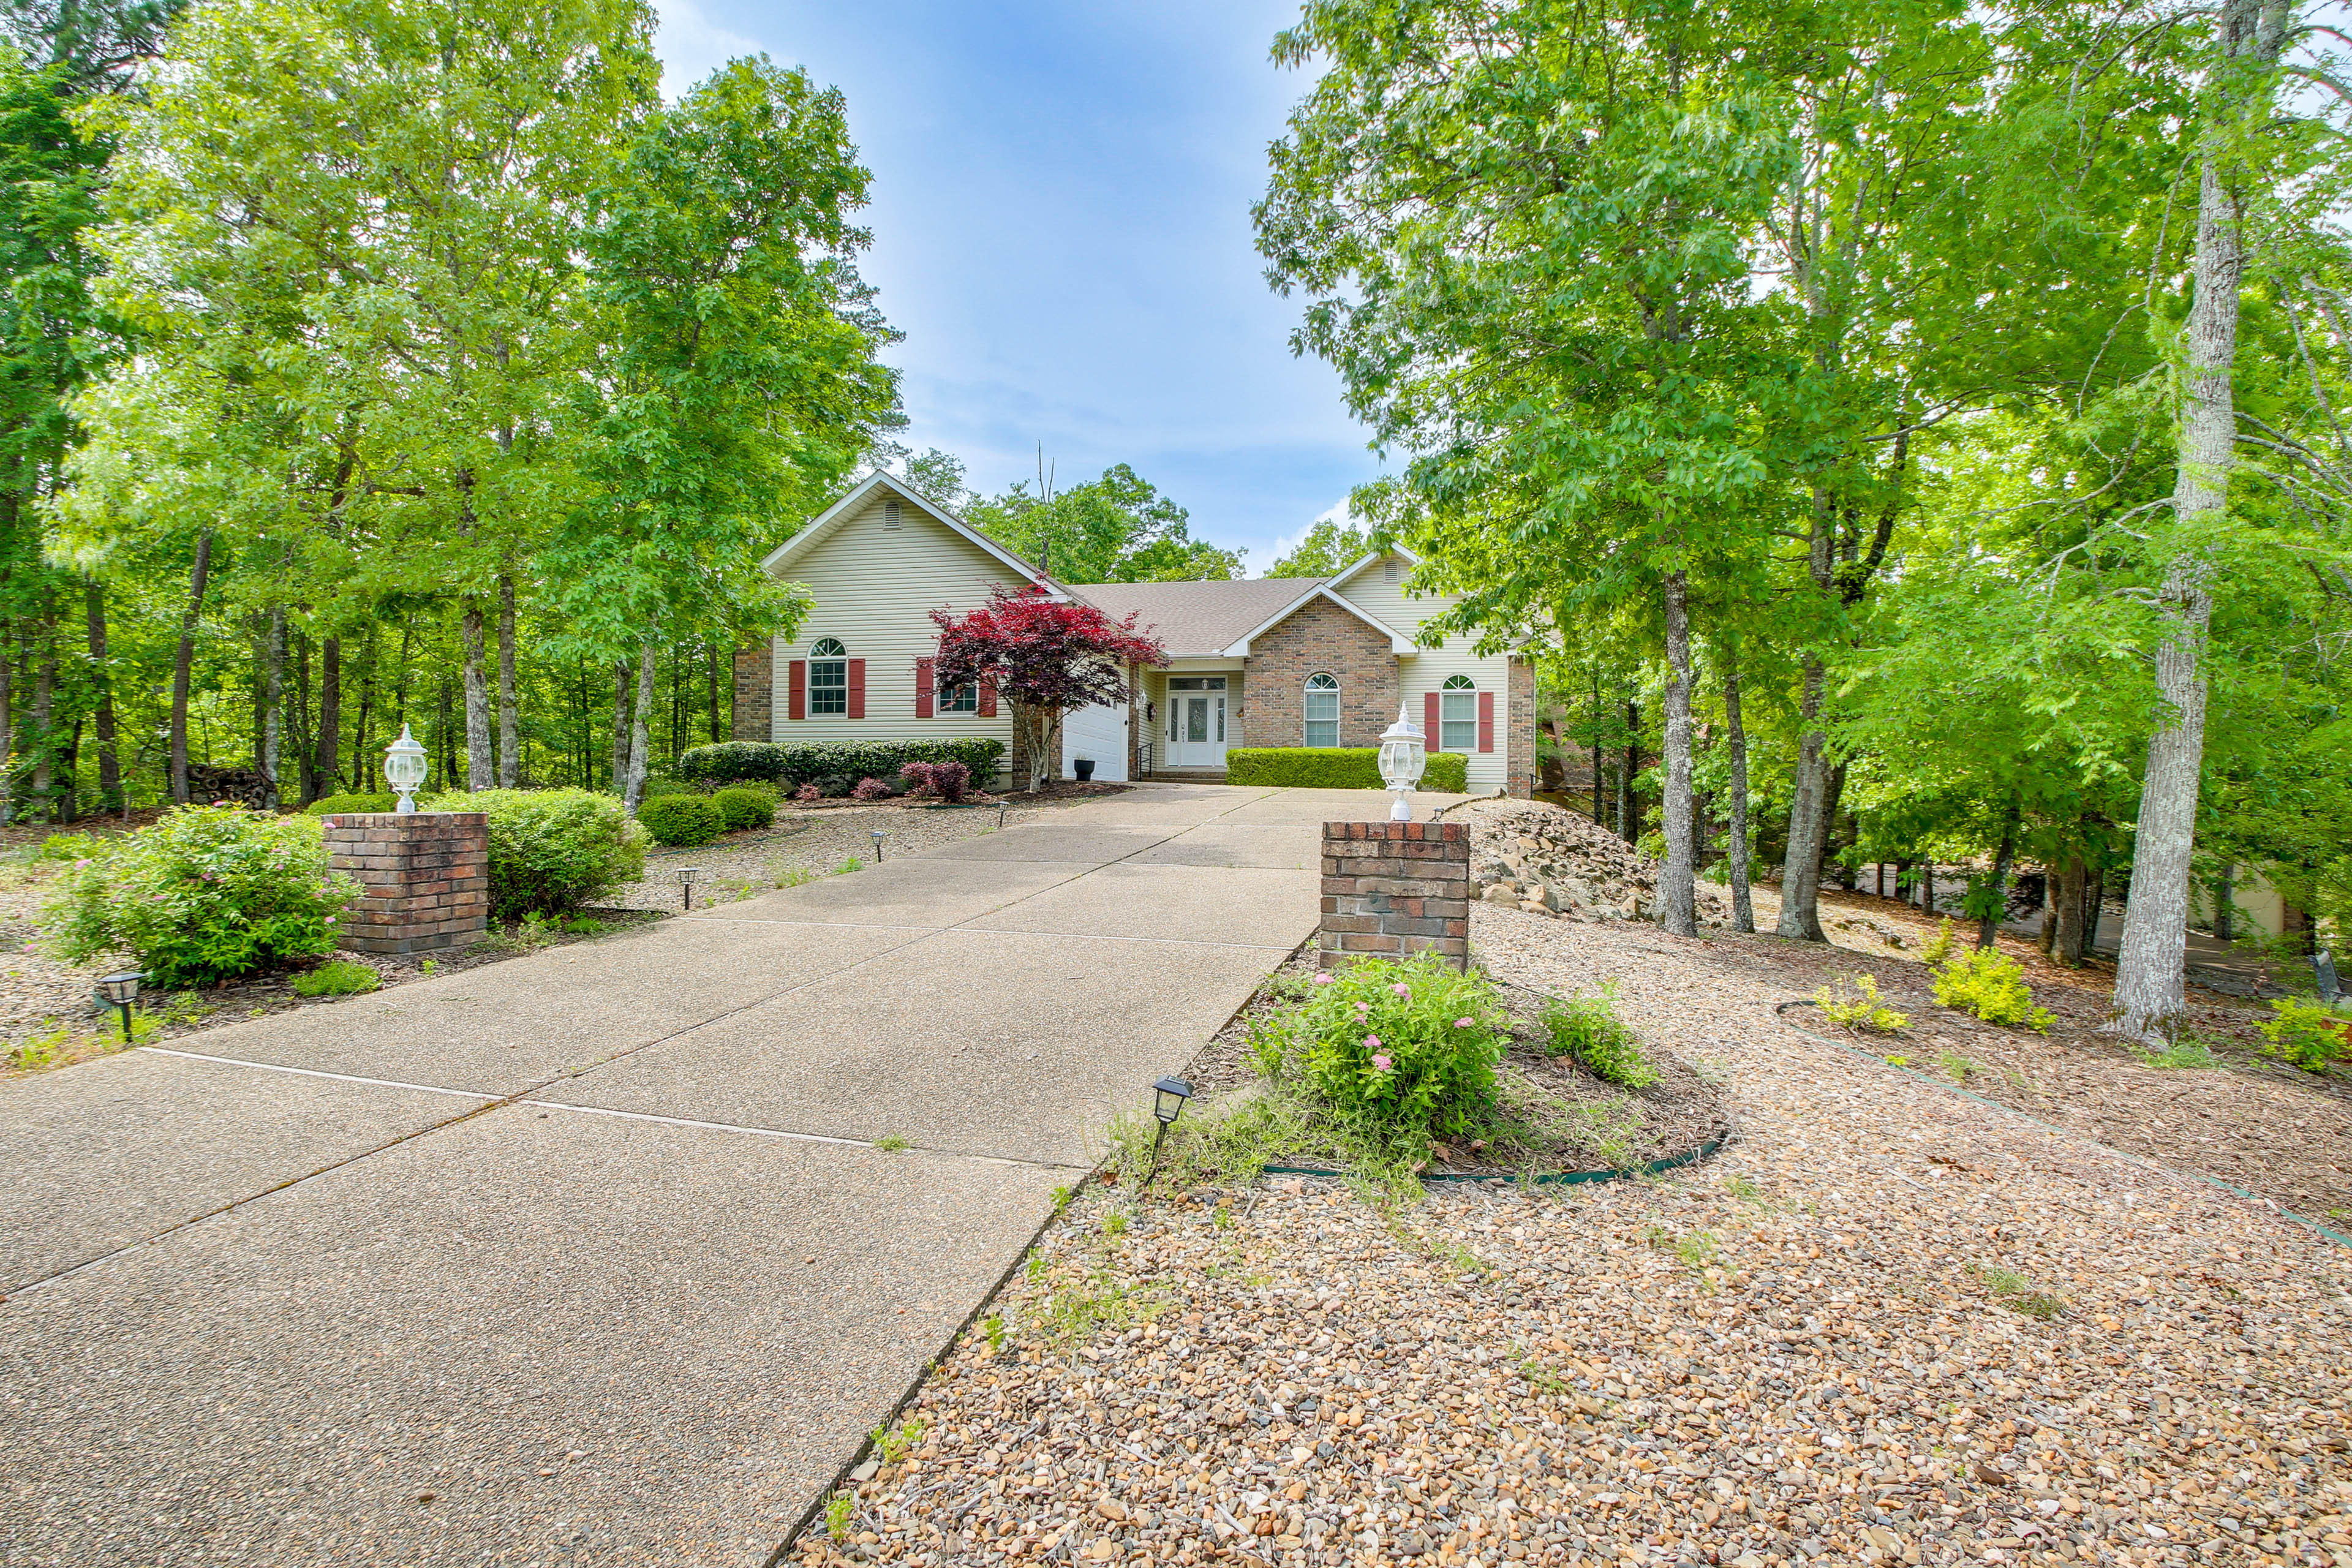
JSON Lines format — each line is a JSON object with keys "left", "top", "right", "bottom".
{"left": 732, "top": 643, "right": 773, "bottom": 744}
{"left": 325, "top": 812, "right": 490, "bottom": 956}
{"left": 1319, "top": 820, "right": 1471, "bottom": 968}
{"left": 1506, "top": 656, "right": 1536, "bottom": 798}
{"left": 1243, "top": 597, "right": 1397, "bottom": 750}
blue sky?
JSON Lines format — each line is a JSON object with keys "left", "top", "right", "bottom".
{"left": 651, "top": 0, "right": 1376, "bottom": 574}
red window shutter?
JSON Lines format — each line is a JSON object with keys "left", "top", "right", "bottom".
{"left": 978, "top": 682, "right": 997, "bottom": 717}
{"left": 788, "top": 660, "right": 806, "bottom": 722}
{"left": 915, "top": 657, "right": 935, "bottom": 719}
{"left": 1478, "top": 690, "right": 1495, "bottom": 752}
{"left": 846, "top": 658, "right": 865, "bottom": 719}
{"left": 1423, "top": 690, "right": 1441, "bottom": 747}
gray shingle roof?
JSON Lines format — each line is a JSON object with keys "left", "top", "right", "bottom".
{"left": 1063, "top": 578, "right": 1334, "bottom": 657}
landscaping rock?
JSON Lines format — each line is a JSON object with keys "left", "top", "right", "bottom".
{"left": 1463, "top": 801, "right": 1732, "bottom": 927}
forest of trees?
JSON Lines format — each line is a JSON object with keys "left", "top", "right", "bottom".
{"left": 1256, "top": 0, "right": 2352, "bottom": 1038}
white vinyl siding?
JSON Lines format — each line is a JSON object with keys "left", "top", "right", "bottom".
{"left": 1331, "top": 554, "right": 1510, "bottom": 793}
{"left": 769, "top": 493, "right": 1022, "bottom": 766}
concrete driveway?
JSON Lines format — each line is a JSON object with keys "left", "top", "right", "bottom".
{"left": 0, "top": 783, "right": 1444, "bottom": 1566}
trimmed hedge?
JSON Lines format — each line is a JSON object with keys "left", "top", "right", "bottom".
{"left": 1223, "top": 747, "right": 1470, "bottom": 793}
{"left": 304, "top": 791, "right": 398, "bottom": 816}
{"left": 678, "top": 738, "right": 1006, "bottom": 790}
{"left": 712, "top": 786, "right": 776, "bottom": 831}
{"left": 636, "top": 793, "right": 722, "bottom": 846}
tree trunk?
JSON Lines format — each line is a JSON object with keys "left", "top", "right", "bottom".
{"left": 83, "top": 579, "right": 119, "bottom": 815}
{"left": 610, "top": 660, "right": 632, "bottom": 793}
{"left": 260, "top": 608, "right": 284, "bottom": 809}
{"left": 1978, "top": 793, "right": 2021, "bottom": 949}
{"left": 1589, "top": 669, "right": 1604, "bottom": 824}
{"left": 2053, "top": 856, "right": 2089, "bottom": 967}
{"left": 1776, "top": 655, "right": 1830, "bottom": 941}
{"left": 170, "top": 531, "right": 211, "bottom": 804}
{"left": 1722, "top": 641, "right": 1754, "bottom": 934}
{"left": 497, "top": 574, "right": 518, "bottom": 788}
{"left": 314, "top": 635, "right": 341, "bottom": 804}
{"left": 624, "top": 641, "right": 655, "bottom": 809}
{"left": 1657, "top": 573, "right": 1697, "bottom": 937}
{"left": 29, "top": 617, "right": 55, "bottom": 822}
{"left": 1618, "top": 699, "right": 1638, "bottom": 842}
{"left": 2111, "top": 0, "right": 2275, "bottom": 1039}
{"left": 350, "top": 628, "right": 375, "bottom": 791}
{"left": 461, "top": 601, "right": 493, "bottom": 790}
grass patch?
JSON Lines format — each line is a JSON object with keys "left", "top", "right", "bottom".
{"left": 2137, "top": 1037, "right": 2223, "bottom": 1069}
{"left": 872, "top": 1133, "right": 910, "bottom": 1153}
{"left": 1970, "top": 1262, "right": 2066, "bottom": 1320}
{"left": 1540, "top": 979, "right": 1659, "bottom": 1088}
{"left": 1934, "top": 1048, "right": 1978, "bottom": 1082}
{"left": 292, "top": 960, "right": 380, "bottom": 997}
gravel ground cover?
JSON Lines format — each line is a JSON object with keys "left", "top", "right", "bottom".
{"left": 796, "top": 908, "right": 2352, "bottom": 1568}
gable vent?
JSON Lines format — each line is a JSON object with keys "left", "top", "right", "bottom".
{"left": 1384, "top": 556, "right": 1401, "bottom": 582}
{"left": 883, "top": 498, "right": 903, "bottom": 529}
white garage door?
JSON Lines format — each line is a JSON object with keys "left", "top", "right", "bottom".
{"left": 1061, "top": 701, "right": 1129, "bottom": 782}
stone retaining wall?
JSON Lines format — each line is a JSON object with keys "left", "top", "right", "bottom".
{"left": 324, "top": 812, "right": 490, "bottom": 956}
{"left": 1319, "top": 820, "right": 1471, "bottom": 968}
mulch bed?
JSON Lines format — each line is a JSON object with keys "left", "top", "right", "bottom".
{"left": 1183, "top": 946, "right": 1730, "bottom": 1180}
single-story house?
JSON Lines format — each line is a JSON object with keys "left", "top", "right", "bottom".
{"left": 731, "top": 472, "right": 1535, "bottom": 794}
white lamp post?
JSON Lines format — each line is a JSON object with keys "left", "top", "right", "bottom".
{"left": 383, "top": 723, "right": 428, "bottom": 814}
{"left": 1377, "top": 703, "right": 1428, "bottom": 822}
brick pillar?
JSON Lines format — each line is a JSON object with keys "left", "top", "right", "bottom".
{"left": 1319, "top": 820, "right": 1471, "bottom": 969}
{"left": 325, "top": 812, "right": 491, "bottom": 956}
{"left": 733, "top": 641, "right": 773, "bottom": 742}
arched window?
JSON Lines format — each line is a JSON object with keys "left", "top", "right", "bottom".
{"left": 809, "top": 638, "right": 849, "bottom": 715}
{"left": 1439, "top": 674, "right": 1477, "bottom": 752}
{"left": 1303, "top": 673, "right": 1340, "bottom": 747}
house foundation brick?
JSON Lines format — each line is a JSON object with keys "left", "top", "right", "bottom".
{"left": 1319, "top": 820, "right": 1471, "bottom": 969}
{"left": 1246, "top": 597, "right": 1398, "bottom": 749}
{"left": 323, "top": 812, "right": 491, "bottom": 957}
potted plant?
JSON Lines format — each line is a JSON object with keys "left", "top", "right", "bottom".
{"left": 1072, "top": 755, "right": 1096, "bottom": 782}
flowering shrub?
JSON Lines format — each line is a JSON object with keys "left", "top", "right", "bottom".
{"left": 794, "top": 781, "right": 821, "bottom": 804}
{"left": 851, "top": 777, "right": 894, "bottom": 801}
{"left": 900, "top": 760, "right": 973, "bottom": 803}
{"left": 427, "top": 788, "right": 649, "bottom": 917}
{"left": 1931, "top": 948, "right": 2052, "bottom": 1031}
{"left": 43, "top": 806, "right": 356, "bottom": 987}
{"left": 1248, "top": 954, "right": 1507, "bottom": 1139}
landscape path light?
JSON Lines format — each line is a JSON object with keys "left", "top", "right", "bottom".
{"left": 870, "top": 829, "right": 886, "bottom": 864}
{"left": 383, "top": 723, "right": 428, "bottom": 814}
{"left": 675, "top": 865, "right": 704, "bottom": 911}
{"left": 1144, "top": 1076, "right": 1193, "bottom": 1188}
{"left": 94, "top": 970, "right": 146, "bottom": 1044}
{"left": 1378, "top": 703, "right": 1428, "bottom": 823}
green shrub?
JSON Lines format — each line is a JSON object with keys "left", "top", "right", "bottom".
{"left": 1222, "top": 747, "right": 1471, "bottom": 792}
{"left": 34, "top": 831, "right": 105, "bottom": 861}
{"left": 636, "top": 793, "right": 722, "bottom": 846}
{"left": 292, "top": 960, "right": 380, "bottom": 997}
{"left": 1814, "top": 972, "right": 1909, "bottom": 1033}
{"left": 2256, "top": 997, "right": 2350, "bottom": 1072}
{"left": 423, "top": 788, "right": 648, "bottom": 919}
{"left": 1931, "top": 948, "right": 2052, "bottom": 1031}
{"left": 712, "top": 786, "right": 777, "bottom": 832}
{"left": 638, "top": 777, "right": 701, "bottom": 800}
{"left": 1918, "top": 917, "right": 1958, "bottom": 966}
{"left": 42, "top": 806, "right": 356, "bottom": 987}
{"left": 679, "top": 738, "right": 1006, "bottom": 791}
{"left": 303, "top": 792, "right": 397, "bottom": 816}
{"left": 1542, "top": 980, "right": 1659, "bottom": 1087}
{"left": 1246, "top": 953, "right": 1507, "bottom": 1140}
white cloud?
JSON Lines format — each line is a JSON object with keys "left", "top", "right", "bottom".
{"left": 652, "top": 0, "right": 761, "bottom": 100}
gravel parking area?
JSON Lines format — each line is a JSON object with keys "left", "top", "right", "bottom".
{"left": 799, "top": 908, "right": 2352, "bottom": 1568}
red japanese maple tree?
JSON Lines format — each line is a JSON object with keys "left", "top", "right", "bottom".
{"left": 931, "top": 587, "right": 1166, "bottom": 791}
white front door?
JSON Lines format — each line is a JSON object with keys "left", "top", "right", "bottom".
{"left": 1166, "top": 687, "right": 1228, "bottom": 768}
